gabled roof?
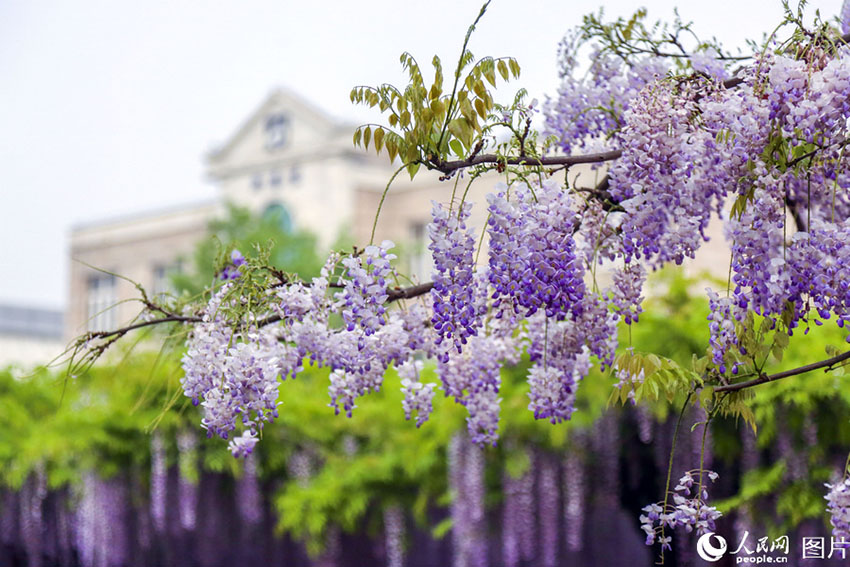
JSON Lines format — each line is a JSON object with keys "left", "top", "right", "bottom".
{"left": 206, "top": 88, "right": 345, "bottom": 165}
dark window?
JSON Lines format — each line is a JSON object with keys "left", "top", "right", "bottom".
{"left": 265, "top": 113, "right": 291, "bottom": 150}
{"left": 152, "top": 261, "right": 182, "bottom": 297}
{"left": 86, "top": 273, "right": 116, "bottom": 331}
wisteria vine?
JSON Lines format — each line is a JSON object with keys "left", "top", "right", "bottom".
{"left": 70, "top": 1, "right": 850, "bottom": 560}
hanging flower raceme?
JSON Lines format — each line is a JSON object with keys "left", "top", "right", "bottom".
{"left": 201, "top": 334, "right": 283, "bottom": 440}
{"left": 788, "top": 221, "right": 850, "bottom": 333}
{"left": 429, "top": 201, "right": 480, "bottom": 359}
{"left": 689, "top": 47, "right": 729, "bottom": 80}
{"left": 398, "top": 359, "right": 437, "bottom": 427}
{"left": 641, "top": 470, "right": 722, "bottom": 551}
{"left": 610, "top": 77, "right": 727, "bottom": 268}
{"left": 826, "top": 476, "right": 850, "bottom": 539}
{"left": 526, "top": 308, "right": 601, "bottom": 424}
{"left": 438, "top": 330, "right": 518, "bottom": 446}
{"left": 181, "top": 283, "right": 294, "bottom": 455}
{"left": 706, "top": 288, "right": 742, "bottom": 373}
{"left": 325, "top": 311, "right": 413, "bottom": 417}
{"left": 610, "top": 262, "right": 646, "bottom": 325}
{"left": 181, "top": 283, "right": 234, "bottom": 406}
{"left": 336, "top": 240, "right": 396, "bottom": 335}
{"left": 487, "top": 178, "right": 586, "bottom": 321}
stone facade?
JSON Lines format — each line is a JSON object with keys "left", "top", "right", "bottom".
{"left": 67, "top": 202, "right": 216, "bottom": 338}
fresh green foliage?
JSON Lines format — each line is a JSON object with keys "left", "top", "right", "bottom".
{"left": 350, "top": 2, "right": 521, "bottom": 178}
{"left": 171, "top": 203, "right": 325, "bottom": 298}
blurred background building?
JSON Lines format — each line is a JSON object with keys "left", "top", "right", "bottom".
{"left": 0, "top": 304, "right": 64, "bottom": 367}
{"left": 65, "top": 88, "right": 460, "bottom": 341}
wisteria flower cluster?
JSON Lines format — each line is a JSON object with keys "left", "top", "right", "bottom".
{"left": 438, "top": 328, "right": 519, "bottom": 445}
{"left": 706, "top": 288, "right": 742, "bottom": 374}
{"left": 398, "top": 360, "right": 436, "bottom": 427}
{"left": 429, "top": 201, "right": 480, "bottom": 359}
{"left": 487, "top": 178, "right": 585, "bottom": 320}
{"left": 181, "top": 284, "right": 290, "bottom": 457}
{"left": 544, "top": 49, "right": 670, "bottom": 155}
{"left": 336, "top": 240, "right": 396, "bottom": 335}
{"left": 640, "top": 470, "right": 722, "bottom": 550}
{"left": 608, "top": 78, "right": 726, "bottom": 268}
{"left": 827, "top": 476, "right": 850, "bottom": 539}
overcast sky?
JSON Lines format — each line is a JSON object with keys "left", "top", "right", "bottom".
{"left": 0, "top": 0, "right": 842, "bottom": 310}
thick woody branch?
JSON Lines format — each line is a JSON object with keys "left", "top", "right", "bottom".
{"left": 429, "top": 149, "right": 624, "bottom": 175}
{"left": 714, "top": 349, "right": 850, "bottom": 393}
{"left": 387, "top": 281, "right": 434, "bottom": 301}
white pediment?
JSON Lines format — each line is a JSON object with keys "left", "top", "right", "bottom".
{"left": 207, "top": 88, "right": 343, "bottom": 176}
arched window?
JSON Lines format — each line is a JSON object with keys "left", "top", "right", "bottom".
{"left": 262, "top": 202, "right": 293, "bottom": 233}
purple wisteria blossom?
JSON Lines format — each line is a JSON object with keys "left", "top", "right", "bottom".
{"left": 544, "top": 49, "right": 669, "bottom": 154}
{"left": 706, "top": 288, "right": 741, "bottom": 373}
{"left": 609, "top": 77, "right": 725, "bottom": 267}
{"left": 438, "top": 330, "right": 517, "bottom": 445}
{"left": 228, "top": 430, "right": 259, "bottom": 459}
{"left": 487, "top": 178, "right": 585, "bottom": 321}
{"left": 641, "top": 470, "right": 722, "bottom": 552}
{"left": 689, "top": 48, "right": 729, "bottom": 80}
{"left": 826, "top": 477, "right": 850, "bottom": 539}
{"left": 429, "top": 201, "right": 479, "bottom": 359}
{"left": 182, "top": 283, "right": 293, "bottom": 445}
{"left": 181, "top": 283, "right": 234, "bottom": 406}
{"left": 398, "top": 359, "right": 437, "bottom": 427}
{"left": 525, "top": 299, "right": 616, "bottom": 424}
{"left": 842, "top": 0, "right": 850, "bottom": 35}
{"left": 336, "top": 240, "right": 396, "bottom": 335}
{"left": 219, "top": 249, "right": 246, "bottom": 280}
